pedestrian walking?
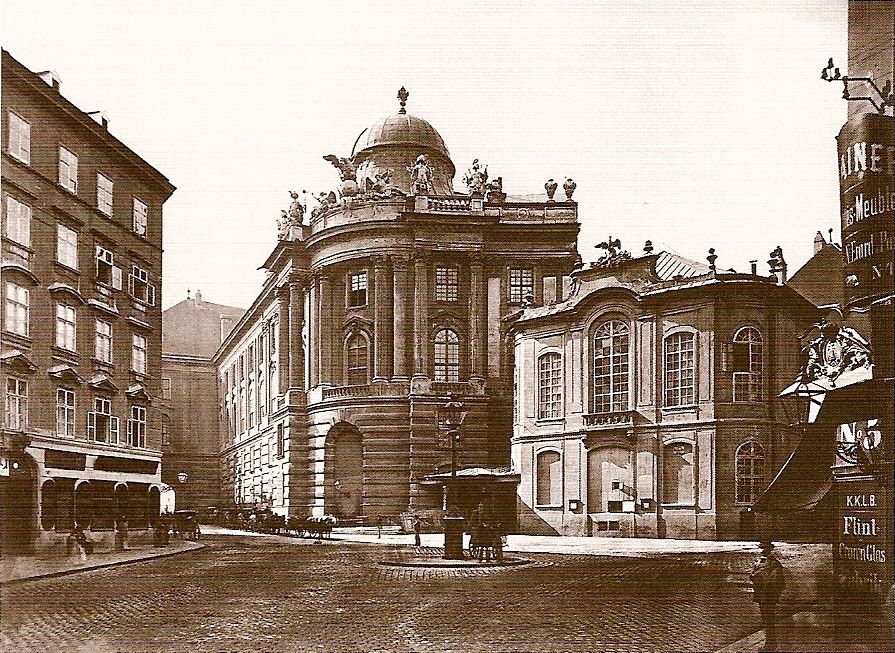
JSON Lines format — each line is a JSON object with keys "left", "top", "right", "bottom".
{"left": 414, "top": 518, "right": 421, "bottom": 547}
{"left": 750, "top": 540, "right": 786, "bottom": 652}
{"left": 377, "top": 515, "right": 382, "bottom": 539}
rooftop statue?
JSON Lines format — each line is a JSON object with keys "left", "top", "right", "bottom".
{"left": 594, "top": 236, "right": 632, "bottom": 268}
{"left": 485, "top": 176, "right": 506, "bottom": 204}
{"left": 288, "top": 190, "right": 304, "bottom": 222}
{"left": 277, "top": 190, "right": 306, "bottom": 240}
{"left": 463, "top": 159, "right": 489, "bottom": 195}
{"left": 545, "top": 178, "right": 558, "bottom": 202}
{"left": 310, "top": 191, "right": 338, "bottom": 219}
{"left": 323, "top": 154, "right": 357, "bottom": 182}
{"left": 563, "top": 178, "right": 577, "bottom": 201}
{"left": 364, "top": 170, "right": 404, "bottom": 199}
{"left": 408, "top": 154, "right": 435, "bottom": 196}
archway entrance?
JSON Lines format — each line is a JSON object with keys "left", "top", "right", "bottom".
{"left": 586, "top": 446, "right": 632, "bottom": 513}
{"left": 0, "top": 453, "right": 37, "bottom": 554}
{"left": 326, "top": 423, "right": 364, "bottom": 519}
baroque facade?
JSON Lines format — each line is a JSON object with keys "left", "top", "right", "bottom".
{"left": 214, "top": 90, "right": 579, "bottom": 522}
{"left": 1, "top": 50, "right": 175, "bottom": 553}
{"left": 511, "top": 245, "right": 819, "bottom": 540}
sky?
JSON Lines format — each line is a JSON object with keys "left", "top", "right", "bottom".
{"left": 3, "top": 0, "right": 849, "bottom": 310}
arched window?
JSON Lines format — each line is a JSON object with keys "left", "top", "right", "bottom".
{"left": 537, "top": 352, "right": 562, "bottom": 418}
{"left": 664, "top": 332, "right": 696, "bottom": 407}
{"left": 593, "top": 320, "right": 630, "bottom": 413}
{"left": 536, "top": 450, "right": 562, "bottom": 506}
{"left": 733, "top": 327, "right": 763, "bottom": 402}
{"left": 736, "top": 441, "right": 765, "bottom": 505}
{"left": 662, "top": 442, "right": 694, "bottom": 505}
{"left": 346, "top": 333, "right": 369, "bottom": 386}
{"left": 434, "top": 329, "right": 460, "bottom": 382}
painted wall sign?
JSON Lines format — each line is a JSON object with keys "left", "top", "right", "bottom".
{"left": 836, "top": 113, "right": 895, "bottom": 308}
{"left": 834, "top": 474, "right": 892, "bottom": 603}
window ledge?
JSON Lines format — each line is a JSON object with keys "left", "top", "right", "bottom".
{"left": 661, "top": 404, "right": 697, "bottom": 412}
{"left": 661, "top": 503, "right": 696, "bottom": 510}
{"left": 535, "top": 504, "right": 563, "bottom": 511}
{"left": 535, "top": 417, "right": 565, "bottom": 425}
{"left": 2, "top": 331, "right": 32, "bottom": 347}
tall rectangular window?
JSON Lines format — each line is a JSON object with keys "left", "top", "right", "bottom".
{"left": 537, "top": 353, "right": 562, "bottom": 419}
{"left": 8, "top": 112, "right": 31, "bottom": 164}
{"left": 129, "top": 266, "right": 155, "bottom": 305}
{"left": 161, "top": 378, "right": 171, "bottom": 399}
{"left": 664, "top": 333, "right": 696, "bottom": 407}
{"left": 87, "top": 397, "right": 118, "bottom": 443}
{"left": 132, "top": 333, "right": 147, "bottom": 374}
{"left": 59, "top": 146, "right": 78, "bottom": 193}
{"left": 55, "top": 304, "right": 77, "bottom": 351}
{"left": 95, "top": 320, "right": 113, "bottom": 363}
{"left": 97, "top": 173, "right": 114, "bottom": 216}
{"left": 276, "top": 423, "right": 284, "bottom": 458}
{"left": 435, "top": 266, "right": 459, "bottom": 302}
{"left": 5, "top": 196, "right": 31, "bottom": 246}
{"left": 56, "top": 388, "right": 75, "bottom": 437}
{"left": 348, "top": 271, "right": 368, "bottom": 307}
{"left": 57, "top": 223, "right": 78, "bottom": 269}
{"left": 4, "top": 282, "right": 29, "bottom": 336}
{"left": 5, "top": 377, "right": 28, "bottom": 430}
{"left": 95, "top": 246, "right": 121, "bottom": 290}
{"left": 509, "top": 267, "right": 534, "bottom": 304}
{"left": 132, "top": 198, "right": 148, "bottom": 236}
{"left": 128, "top": 405, "right": 146, "bottom": 447}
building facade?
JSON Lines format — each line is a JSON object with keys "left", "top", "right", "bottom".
{"left": 1, "top": 50, "right": 175, "bottom": 554}
{"left": 511, "top": 247, "right": 818, "bottom": 540}
{"left": 214, "top": 91, "right": 579, "bottom": 523}
{"left": 161, "top": 291, "right": 243, "bottom": 511}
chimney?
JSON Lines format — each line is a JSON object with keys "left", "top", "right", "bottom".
{"left": 750, "top": 260, "right": 757, "bottom": 275}
{"left": 87, "top": 111, "right": 109, "bottom": 130}
{"left": 195, "top": 290, "right": 203, "bottom": 305}
{"left": 37, "top": 70, "right": 62, "bottom": 90}
{"left": 813, "top": 230, "right": 826, "bottom": 254}
{"left": 768, "top": 246, "right": 787, "bottom": 285}
{"left": 220, "top": 316, "right": 232, "bottom": 343}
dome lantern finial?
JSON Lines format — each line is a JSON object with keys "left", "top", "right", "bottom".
{"left": 397, "top": 86, "right": 409, "bottom": 114}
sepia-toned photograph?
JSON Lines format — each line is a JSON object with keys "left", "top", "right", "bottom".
{"left": 0, "top": 1, "right": 892, "bottom": 651}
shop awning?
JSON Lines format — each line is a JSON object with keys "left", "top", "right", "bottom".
{"left": 753, "top": 424, "right": 835, "bottom": 512}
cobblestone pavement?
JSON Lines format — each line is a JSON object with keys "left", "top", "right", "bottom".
{"left": 0, "top": 534, "right": 763, "bottom": 653}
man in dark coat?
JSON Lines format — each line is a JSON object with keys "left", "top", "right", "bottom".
{"left": 750, "top": 540, "right": 786, "bottom": 652}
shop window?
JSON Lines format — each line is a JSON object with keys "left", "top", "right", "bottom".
{"left": 593, "top": 320, "right": 630, "bottom": 413}
{"left": 41, "top": 480, "right": 57, "bottom": 530}
{"left": 535, "top": 449, "right": 562, "bottom": 506}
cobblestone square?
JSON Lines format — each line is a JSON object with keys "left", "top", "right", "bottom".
{"left": 0, "top": 534, "right": 762, "bottom": 653}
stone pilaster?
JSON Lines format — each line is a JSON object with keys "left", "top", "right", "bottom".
{"left": 308, "top": 273, "right": 319, "bottom": 387}
{"left": 288, "top": 273, "right": 306, "bottom": 391}
{"left": 413, "top": 256, "right": 429, "bottom": 379}
{"left": 318, "top": 272, "right": 333, "bottom": 386}
{"left": 373, "top": 256, "right": 392, "bottom": 382}
{"left": 276, "top": 285, "right": 290, "bottom": 393}
{"left": 392, "top": 256, "right": 411, "bottom": 380}
{"left": 469, "top": 257, "right": 486, "bottom": 381}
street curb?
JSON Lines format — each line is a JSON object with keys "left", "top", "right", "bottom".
{"left": 378, "top": 556, "right": 533, "bottom": 569}
{"left": 0, "top": 541, "right": 205, "bottom": 587}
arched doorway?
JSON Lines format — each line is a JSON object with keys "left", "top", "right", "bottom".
{"left": 0, "top": 453, "right": 37, "bottom": 554}
{"left": 326, "top": 422, "right": 364, "bottom": 519}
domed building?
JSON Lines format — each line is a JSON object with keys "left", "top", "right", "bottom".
{"left": 213, "top": 90, "right": 579, "bottom": 526}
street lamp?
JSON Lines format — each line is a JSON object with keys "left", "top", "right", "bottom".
{"left": 437, "top": 397, "right": 467, "bottom": 559}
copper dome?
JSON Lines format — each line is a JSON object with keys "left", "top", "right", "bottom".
{"left": 353, "top": 112, "right": 451, "bottom": 160}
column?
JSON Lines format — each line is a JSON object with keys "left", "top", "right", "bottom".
{"left": 373, "top": 257, "right": 392, "bottom": 382}
{"left": 392, "top": 257, "right": 410, "bottom": 380}
{"left": 469, "top": 258, "right": 486, "bottom": 380}
{"left": 308, "top": 274, "right": 319, "bottom": 387}
{"left": 413, "top": 256, "right": 429, "bottom": 379}
{"left": 276, "top": 286, "right": 290, "bottom": 393}
{"left": 288, "top": 273, "right": 306, "bottom": 390}
{"left": 318, "top": 272, "right": 333, "bottom": 385}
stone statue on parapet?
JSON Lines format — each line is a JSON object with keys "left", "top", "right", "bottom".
{"left": 323, "top": 154, "right": 357, "bottom": 181}
{"left": 310, "top": 191, "right": 338, "bottom": 219}
{"left": 463, "top": 159, "right": 489, "bottom": 195}
{"left": 288, "top": 191, "right": 304, "bottom": 222}
{"left": 594, "top": 236, "right": 631, "bottom": 268}
{"left": 277, "top": 190, "right": 306, "bottom": 240}
{"left": 364, "top": 170, "right": 404, "bottom": 199}
{"left": 408, "top": 154, "right": 435, "bottom": 195}
{"left": 485, "top": 176, "right": 505, "bottom": 204}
